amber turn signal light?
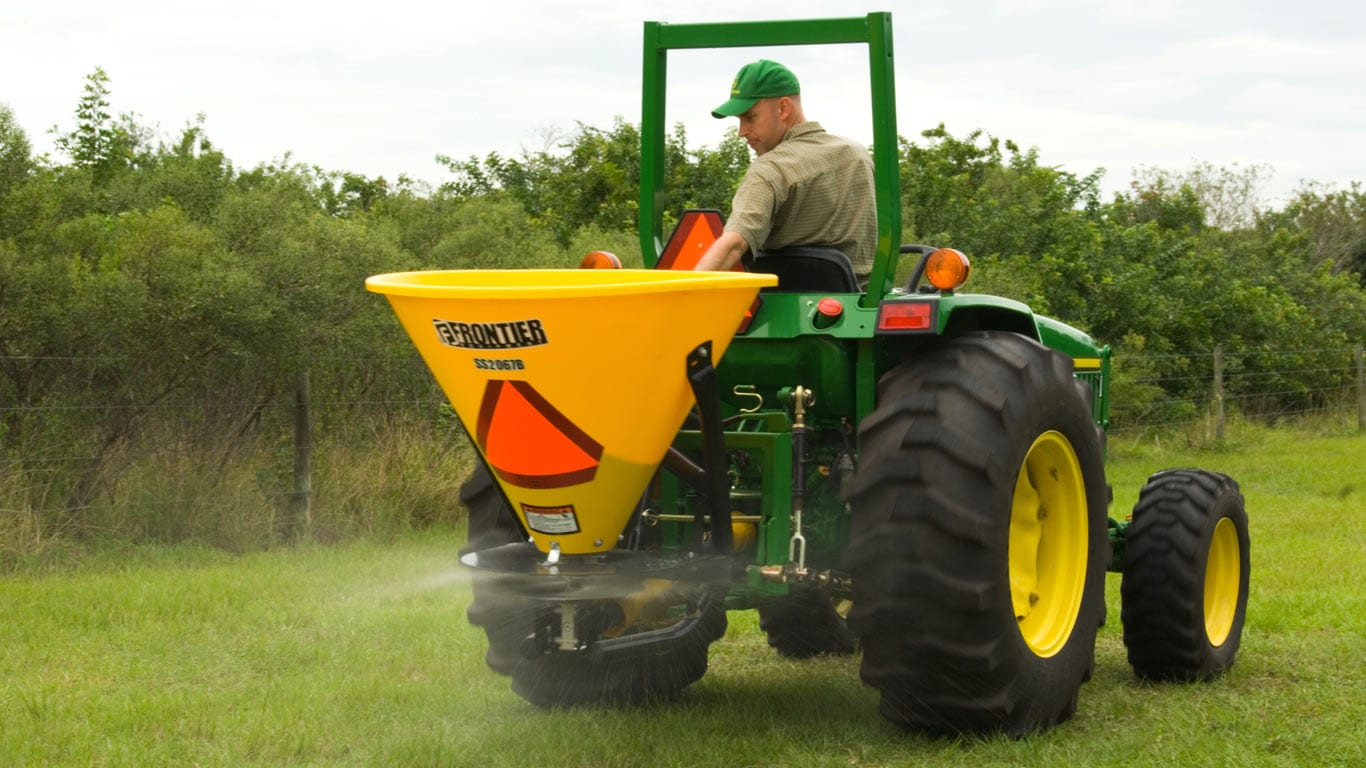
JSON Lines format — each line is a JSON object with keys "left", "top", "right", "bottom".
{"left": 925, "top": 248, "right": 971, "bottom": 291}
{"left": 580, "top": 250, "right": 622, "bottom": 269}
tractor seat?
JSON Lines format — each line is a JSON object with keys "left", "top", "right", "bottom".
{"left": 751, "top": 245, "right": 860, "bottom": 293}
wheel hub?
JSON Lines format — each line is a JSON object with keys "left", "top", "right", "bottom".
{"left": 1204, "top": 517, "right": 1241, "bottom": 646}
{"left": 1009, "top": 430, "right": 1089, "bottom": 657}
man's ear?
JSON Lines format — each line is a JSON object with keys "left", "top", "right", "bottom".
{"left": 778, "top": 96, "right": 793, "bottom": 119}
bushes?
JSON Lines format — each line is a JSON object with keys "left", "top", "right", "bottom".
{"left": 1, "top": 71, "right": 1362, "bottom": 559}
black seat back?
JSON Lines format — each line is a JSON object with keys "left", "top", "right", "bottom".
{"left": 751, "top": 245, "right": 859, "bottom": 292}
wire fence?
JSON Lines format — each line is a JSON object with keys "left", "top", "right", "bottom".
{"left": 1, "top": 341, "right": 1362, "bottom": 552}
{"left": 3, "top": 343, "right": 1364, "bottom": 466}
{"left": 1107, "top": 343, "right": 1365, "bottom": 436}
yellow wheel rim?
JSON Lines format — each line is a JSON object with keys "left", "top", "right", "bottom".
{"left": 1009, "top": 431, "right": 1089, "bottom": 657}
{"left": 1204, "top": 518, "right": 1241, "bottom": 646}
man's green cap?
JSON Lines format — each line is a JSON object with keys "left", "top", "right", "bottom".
{"left": 711, "top": 60, "right": 800, "bottom": 118}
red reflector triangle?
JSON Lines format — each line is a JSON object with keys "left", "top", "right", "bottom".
{"left": 476, "top": 380, "right": 603, "bottom": 489}
{"left": 657, "top": 210, "right": 723, "bottom": 270}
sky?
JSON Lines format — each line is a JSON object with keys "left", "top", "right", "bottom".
{"left": 2, "top": 0, "right": 1363, "bottom": 206}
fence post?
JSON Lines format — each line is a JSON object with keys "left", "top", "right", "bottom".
{"left": 1213, "top": 345, "right": 1225, "bottom": 441}
{"left": 290, "top": 369, "right": 313, "bottom": 538}
{"left": 1356, "top": 343, "right": 1365, "bottom": 432}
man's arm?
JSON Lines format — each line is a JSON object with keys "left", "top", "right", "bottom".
{"left": 694, "top": 230, "right": 749, "bottom": 272}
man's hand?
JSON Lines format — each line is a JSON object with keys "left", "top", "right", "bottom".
{"left": 694, "top": 230, "right": 749, "bottom": 272}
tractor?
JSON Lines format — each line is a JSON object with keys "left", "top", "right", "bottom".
{"left": 366, "top": 12, "right": 1251, "bottom": 736}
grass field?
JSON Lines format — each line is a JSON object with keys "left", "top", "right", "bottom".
{"left": 2, "top": 425, "right": 1363, "bottom": 767}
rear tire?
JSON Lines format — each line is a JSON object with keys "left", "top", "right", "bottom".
{"left": 845, "top": 332, "right": 1108, "bottom": 735}
{"left": 1121, "top": 469, "right": 1249, "bottom": 681}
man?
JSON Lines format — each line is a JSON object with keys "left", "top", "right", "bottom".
{"left": 694, "top": 59, "right": 877, "bottom": 289}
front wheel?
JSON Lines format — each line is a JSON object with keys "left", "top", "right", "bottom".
{"left": 844, "top": 332, "right": 1109, "bottom": 736}
{"left": 460, "top": 461, "right": 532, "bottom": 676}
{"left": 1121, "top": 469, "right": 1250, "bottom": 681}
{"left": 758, "top": 587, "right": 857, "bottom": 658}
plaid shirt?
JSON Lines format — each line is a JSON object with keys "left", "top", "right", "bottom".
{"left": 725, "top": 121, "right": 877, "bottom": 284}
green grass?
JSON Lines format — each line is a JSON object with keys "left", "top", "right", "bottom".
{"left": 2, "top": 425, "right": 1363, "bottom": 767}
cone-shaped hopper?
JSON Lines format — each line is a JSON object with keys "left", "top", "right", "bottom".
{"left": 366, "top": 269, "right": 776, "bottom": 555}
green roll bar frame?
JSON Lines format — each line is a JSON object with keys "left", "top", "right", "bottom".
{"left": 639, "top": 13, "right": 900, "bottom": 308}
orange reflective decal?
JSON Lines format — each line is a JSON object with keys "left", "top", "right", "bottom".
{"left": 657, "top": 209, "right": 724, "bottom": 270}
{"left": 476, "top": 380, "right": 604, "bottom": 489}
{"left": 657, "top": 210, "right": 760, "bottom": 330}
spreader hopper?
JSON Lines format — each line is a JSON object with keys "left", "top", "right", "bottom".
{"left": 366, "top": 269, "right": 775, "bottom": 556}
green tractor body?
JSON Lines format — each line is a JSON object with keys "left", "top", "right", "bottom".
{"left": 369, "top": 12, "right": 1251, "bottom": 736}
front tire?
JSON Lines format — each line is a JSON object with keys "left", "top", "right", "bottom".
{"left": 758, "top": 588, "right": 858, "bottom": 658}
{"left": 844, "top": 332, "right": 1108, "bottom": 735}
{"left": 1121, "top": 469, "right": 1249, "bottom": 681}
{"left": 460, "top": 461, "right": 530, "bottom": 676}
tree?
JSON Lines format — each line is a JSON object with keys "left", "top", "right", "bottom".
{"left": 4, "top": 65, "right": 1364, "bottom": 547}
{"left": 438, "top": 119, "right": 749, "bottom": 247}
{"left": 0, "top": 103, "right": 33, "bottom": 201}
{"left": 1270, "top": 183, "right": 1366, "bottom": 284}
{"left": 1130, "top": 162, "right": 1272, "bottom": 231}
{"left": 898, "top": 124, "right": 1103, "bottom": 311}
{"left": 318, "top": 170, "right": 390, "bottom": 217}
{"left": 136, "top": 117, "right": 236, "bottom": 224}
{"left": 662, "top": 123, "right": 750, "bottom": 225}
{"left": 51, "top": 67, "right": 146, "bottom": 185}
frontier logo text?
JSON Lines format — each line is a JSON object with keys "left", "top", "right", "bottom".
{"left": 432, "top": 318, "right": 548, "bottom": 350}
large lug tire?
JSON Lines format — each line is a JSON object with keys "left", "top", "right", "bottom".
{"left": 844, "top": 332, "right": 1109, "bottom": 736}
{"left": 1120, "top": 469, "right": 1249, "bottom": 681}
{"left": 758, "top": 588, "right": 858, "bottom": 658}
{"left": 458, "top": 460, "right": 525, "bottom": 556}
{"left": 459, "top": 461, "right": 531, "bottom": 676}
{"left": 460, "top": 460, "right": 725, "bottom": 705}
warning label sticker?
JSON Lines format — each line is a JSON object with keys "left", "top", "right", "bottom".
{"left": 521, "top": 503, "right": 581, "bottom": 535}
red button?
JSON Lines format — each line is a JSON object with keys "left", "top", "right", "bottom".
{"left": 817, "top": 297, "right": 844, "bottom": 318}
